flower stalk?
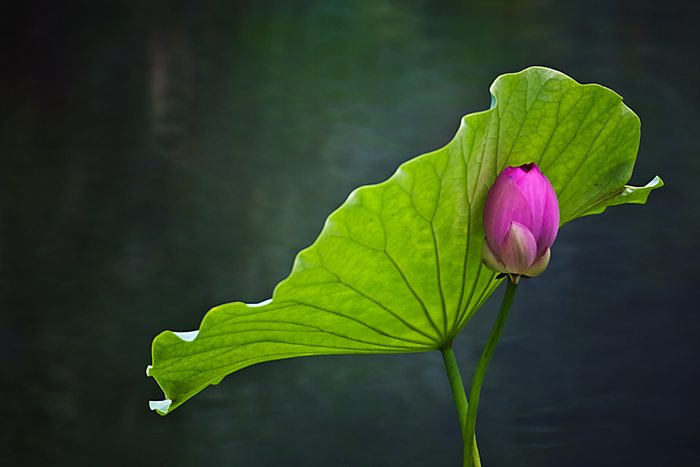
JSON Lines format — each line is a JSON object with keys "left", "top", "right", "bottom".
{"left": 463, "top": 279, "right": 518, "bottom": 466}
{"left": 440, "top": 347, "right": 481, "bottom": 467}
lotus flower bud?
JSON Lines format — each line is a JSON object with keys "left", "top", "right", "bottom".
{"left": 482, "top": 163, "right": 560, "bottom": 284}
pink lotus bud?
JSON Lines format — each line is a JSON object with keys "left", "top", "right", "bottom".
{"left": 482, "top": 163, "right": 560, "bottom": 284}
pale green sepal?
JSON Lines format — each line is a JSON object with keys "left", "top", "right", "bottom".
{"left": 482, "top": 239, "right": 508, "bottom": 274}
{"left": 523, "top": 247, "right": 551, "bottom": 278}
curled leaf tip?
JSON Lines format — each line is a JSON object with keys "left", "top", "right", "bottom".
{"left": 149, "top": 399, "right": 173, "bottom": 415}
{"left": 173, "top": 330, "right": 199, "bottom": 342}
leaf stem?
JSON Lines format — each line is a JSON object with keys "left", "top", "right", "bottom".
{"left": 440, "top": 346, "right": 481, "bottom": 467}
{"left": 464, "top": 279, "right": 518, "bottom": 466}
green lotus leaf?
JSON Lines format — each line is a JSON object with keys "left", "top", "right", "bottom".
{"left": 147, "top": 66, "right": 662, "bottom": 415}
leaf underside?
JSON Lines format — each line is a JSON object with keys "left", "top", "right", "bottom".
{"left": 147, "top": 66, "right": 662, "bottom": 414}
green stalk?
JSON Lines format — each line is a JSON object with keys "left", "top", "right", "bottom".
{"left": 440, "top": 347, "right": 481, "bottom": 467}
{"left": 463, "top": 279, "right": 518, "bottom": 466}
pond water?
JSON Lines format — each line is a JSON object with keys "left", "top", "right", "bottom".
{"left": 1, "top": 1, "right": 698, "bottom": 466}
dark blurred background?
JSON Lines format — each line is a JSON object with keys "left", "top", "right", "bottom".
{"left": 1, "top": 0, "right": 697, "bottom": 466}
